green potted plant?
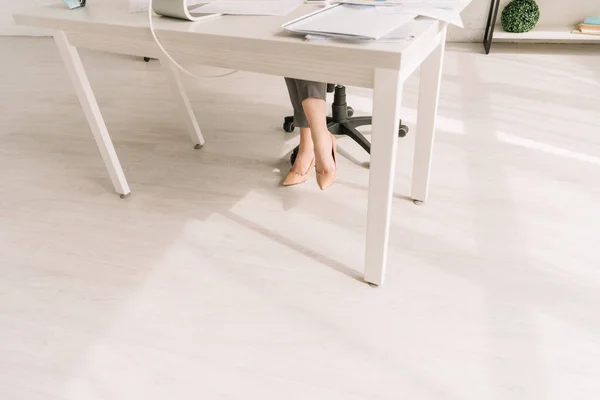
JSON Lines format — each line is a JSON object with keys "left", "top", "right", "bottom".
{"left": 501, "top": 0, "right": 540, "bottom": 33}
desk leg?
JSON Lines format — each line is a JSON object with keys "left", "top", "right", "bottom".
{"left": 161, "top": 59, "right": 205, "bottom": 149}
{"left": 364, "top": 68, "right": 403, "bottom": 287}
{"left": 54, "top": 31, "right": 131, "bottom": 198}
{"left": 411, "top": 27, "right": 447, "bottom": 204}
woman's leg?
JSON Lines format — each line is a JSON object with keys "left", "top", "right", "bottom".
{"left": 301, "top": 97, "right": 336, "bottom": 175}
{"left": 285, "top": 79, "right": 334, "bottom": 171}
{"left": 283, "top": 78, "right": 335, "bottom": 188}
{"left": 284, "top": 78, "right": 315, "bottom": 176}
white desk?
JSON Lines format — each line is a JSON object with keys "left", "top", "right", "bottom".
{"left": 14, "top": 1, "right": 459, "bottom": 286}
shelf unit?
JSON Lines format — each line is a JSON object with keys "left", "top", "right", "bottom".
{"left": 483, "top": 0, "right": 600, "bottom": 53}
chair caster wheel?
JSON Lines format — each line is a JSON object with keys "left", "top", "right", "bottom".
{"left": 290, "top": 147, "right": 299, "bottom": 165}
{"left": 143, "top": 57, "right": 151, "bottom": 62}
{"left": 283, "top": 121, "right": 295, "bottom": 132}
{"left": 347, "top": 106, "right": 354, "bottom": 117}
{"left": 283, "top": 116, "right": 295, "bottom": 132}
{"left": 119, "top": 193, "right": 131, "bottom": 199}
{"left": 399, "top": 124, "right": 409, "bottom": 137}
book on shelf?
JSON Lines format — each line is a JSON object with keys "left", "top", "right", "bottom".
{"left": 579, "top": 24, "right": 600, "bottom": 33}
{"left": 583, "top": 17, "right": 600, "bottom": 26}
{"left": 572, "top": 22, "right": 600, "bottom": 36}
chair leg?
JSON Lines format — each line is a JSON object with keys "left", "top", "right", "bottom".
{"left": 339, "top": 122, "right": 371, "bottom": 154}
{"left": 346, "top": 116, "right": 372, "bottom": 129}
{"left": 327, "top": 122, "right": 343, "bottom": 135}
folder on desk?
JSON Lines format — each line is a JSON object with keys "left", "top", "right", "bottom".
{"left": 283, "top": 4, "right": 416, "bottom": 40}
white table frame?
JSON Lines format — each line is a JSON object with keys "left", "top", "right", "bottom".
{"left": 15, "top": 5, "right": 449, "bottom": 286}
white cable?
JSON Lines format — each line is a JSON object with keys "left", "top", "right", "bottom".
{"left": 147, "top": 0, "right": 238, "bottom": 79}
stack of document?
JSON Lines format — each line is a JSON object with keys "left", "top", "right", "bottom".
{"left": 283, "top": 4, "right": 417, "bottom": 41}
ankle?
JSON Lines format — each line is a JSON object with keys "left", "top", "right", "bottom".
{"left": 298, "top": 142, "right": 314, "bottom": 151}
{"left": 312, "top": 129, "right": 331, "bottom": 140}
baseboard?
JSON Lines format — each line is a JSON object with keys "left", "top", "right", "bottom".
{"left": 448, "top": 27, "right": 484, "bottom": 42}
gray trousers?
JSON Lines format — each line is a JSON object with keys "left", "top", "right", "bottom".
{"left": 284, "top": 78, "right": 327, "bottom": 128}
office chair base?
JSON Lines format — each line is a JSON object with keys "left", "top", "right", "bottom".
{"left": 290, "top": 119, "right": 409, "bottom": 165}
{"left": 286, "top": 85, "right": 408, "bottom": 166}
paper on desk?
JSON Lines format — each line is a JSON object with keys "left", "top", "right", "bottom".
{"left": 303, "top": 16, "right": 417, "bottom": 42}
{"left": 284, "top": 4, "right": 416, "bottom": 40}
{"left": 376, "top": 5, "right": 463, "bottom": 27}
{"left": 305, "top": 33, "right": 414, "bottom": 43}
{"left": 197, "top": 0, "right": 304, "bottom": 16}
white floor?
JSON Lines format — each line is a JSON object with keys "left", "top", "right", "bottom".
{"left": 1, "top": 37, "right": 600, "bottom": 400}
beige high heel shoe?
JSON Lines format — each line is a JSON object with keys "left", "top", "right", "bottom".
{"left": 316, "top": 134, "right": 337, "bottom": 190}
{"left": 282, "top": 158, "right": 315, "bottom": 186}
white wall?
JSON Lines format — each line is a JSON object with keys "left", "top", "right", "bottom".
{"left": 449, "top": 0, "right": 600, "bottom": 42}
